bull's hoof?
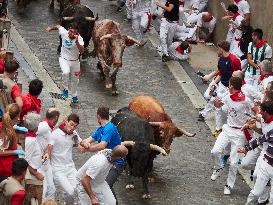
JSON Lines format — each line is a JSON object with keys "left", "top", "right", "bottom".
{"left": 142, "top": 194, "right": 151, "bottom": 199}
{"left": 125, "top": 184, "right": 134, "bottom": 189}
{"left": 148, "top": 176, "right": 155, "bottom": 183}
{"left": 111, "top": 90, "right": 119, "bottom": 96}
{"left": 105, "top": 83, "right": 113, "bottom": 89}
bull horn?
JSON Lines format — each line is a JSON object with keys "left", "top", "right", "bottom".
{"left": 122, "top": 141, "right": 135, "bottom": 147}
{"left": 85, "top": 17, "right": 97, "bottom": 21}
{"left": 100, "top": 34, "right": 113, "bottom": 41}
{"left": 126, "top": 36, "right": 143, "bottom": 45}
{"left": 150, "top": 144, "right": 167, "bottom": 156}
{"left": 149, "top": 122, "right": 163, "bottom": 126}
{"left": 180, "top": 128, "right": 196, "bottom": 137}
{"left": 62, "top": 17, "right": 74, "bottom": 21}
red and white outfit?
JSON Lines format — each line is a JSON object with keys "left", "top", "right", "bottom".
{"left": 131, "top": 0, "right": 151, "bottom": 42}
{"left": 211, "top": 90, "right": 252, "bottom": 189}
{"left": 234, "top": 0, "right": 250, "bottom": 17}
{"left": 59, "top": 26, "right": 84, "bottom": 98}
{"left": 168, "top": 41, "right": 191, "bottom": 60}
{"left": 228, "top": 13, "right": 244, "bottom": 58}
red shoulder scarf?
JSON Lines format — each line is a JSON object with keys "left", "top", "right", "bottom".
{"left": 232, "top": 13, "right": 240, "bottom": 21}
{"left": 255, "top": 39, "right": 267, "bottom": 48}
{"left": 230, "top": 90, "right": 245, "bottom": 101}
{"left": 42, "top": 118, "right": 54, "bottom": 130}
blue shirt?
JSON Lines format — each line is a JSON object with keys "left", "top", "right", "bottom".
{"left": 91, "top": 122, "right": 125, "bottom": 165}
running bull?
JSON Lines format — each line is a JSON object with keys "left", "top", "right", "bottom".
{"left": 58, "top": 4, "right": 97, "bottom": 56}
{"left": 49, "top": 0, "right": 79, "bottom": 14}
{"left": 111, "top": 107, "right": 167, "bottom": 199}
{"left": 91, "top": 19, "right": 145, "bottom": 95}
{"left": 129, "top": 96, "right": 196, "bottom": 154}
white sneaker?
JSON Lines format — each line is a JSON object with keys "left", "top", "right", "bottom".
{"left": 224, "top": 185, "right": 231, "bottom": 195}
{"left": 211, "top": 168, "right": 222, "bottom": 181}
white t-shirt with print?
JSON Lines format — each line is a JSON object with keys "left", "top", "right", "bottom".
{"left": 221, "top": 94, "right": 252, "bottom": 128}
{"left": 197, "top": 12, "right": 216, "bottom": 33}
{"left": 59, "top": 26, "right": 84, "bottom": 61}
{"left": 49, "top": 128, "right": 82, "bottom": 167}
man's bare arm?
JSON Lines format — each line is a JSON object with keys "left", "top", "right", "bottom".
{"left": 46, "top": 25, "right": 61, "bottom": 32}
{"left": 247, "top": 53, "right": 259, "bottom": 69}
{"left": 81, "top": 175, "right": 99, "bottom": 204}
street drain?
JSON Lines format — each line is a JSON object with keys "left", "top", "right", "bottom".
{"left": 49, "top": 92, "right": 66, "bottom": 100}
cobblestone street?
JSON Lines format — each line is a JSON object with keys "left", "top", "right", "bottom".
{"left": 7, "top": 0, "right": 251, "bottom": 204}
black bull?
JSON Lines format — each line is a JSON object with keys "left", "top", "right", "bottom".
{"left": 57, "top": 4, "right": 97, "bottom": 53}
{"left": 111, "top": 107, "right": 167, "bottom": 199}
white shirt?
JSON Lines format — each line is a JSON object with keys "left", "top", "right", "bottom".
{"left": 77, "top": 150, "right": 112, "bottom": 189}
{"left": 232, "top": 14, "right": 244, "bottom": 40}
{"left": 59, "top": 26, "right": 84, "bottom": 61}
{"left": 242, "top": 83, "right": 261, "bottom": 102}
{"left": 49, "top": 128, "right": 82, "bottom": 167}
{"left": 235, "top": 0, "right": 250, "bottom": 16}
{"left": 36, "top": 121, "right": 53, "bottom": 153}
{"left": 132, "top": 0, "right": 150, "bottom": 12}
{"left": 25, "top": 137, "right": 42, "bottom": 170}
{"left": 259, "top": 76, "right": 273, "bottom": 92}
{"left": 197, "top": 12, "right": 216, "bottom": 33}
{"left": 222, "top": 93, "right": 252, "bottom": 128}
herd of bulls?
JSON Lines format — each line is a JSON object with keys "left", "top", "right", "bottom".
{"left": 15, "top": 0, "right": 196, "bottom": 198}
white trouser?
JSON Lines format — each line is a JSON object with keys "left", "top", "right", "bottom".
{"left": 211, "top": 124, "right": 246, "bottom": 188}
{"left": 53, "top": 165, "right": 77, "bottom": 205}
{"left": 241, "top": 148, "right": 261, "bottom": 171}
{"left": 245, "top": 69, "right": 260, "bottom": 88}
{"left": 200, "top": 101, "right": 214, "bottom": 117}
{"left": 59, "top": 57, "right": 80, "bottom": 97}
{"left": 126, "top": 0, "right": 132, "bottom": 19}
{"left": 132, "top": 10, "right": 149, "bottom": 41}
{"left": 246, "top": 159, "right": 273, "bottom": 205}
{"left": 241, "top": 59, "right": 248, "bottom": 72}
{"left": 230, "top": 38, "right": 243, "bottom": 59}
{"left": 215, "top": 82, "right": 228, "bottom": 130}
{"left": 41, "top": 162, "right": 56, "bottom": 200}
{"left": 226, "top": 28, "right": 234, "bottom": 43}
{"left": 77, "top": 179, "right": 116, "bottom": 205}
{"left": 160, "top": 18, "right": 178, "bottom": 56}
{"left": 174, "top": 25, "right": 197, "bottom": 41}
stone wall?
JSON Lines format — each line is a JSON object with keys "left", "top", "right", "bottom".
{"left": 208, "top": 0, "right": 273, "bottom": 49}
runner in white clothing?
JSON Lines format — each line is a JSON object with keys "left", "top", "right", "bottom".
{"left": 211, "top": 77, "right": 252, "bottom": 195}
{"left": 233, "top": 0, "right": 250, "bottom": 21}
{"left": 46, "top": 24, "right": 84, "bottom": 104}
{"left": 131, "top": 0, "right": 151, "bottom": 45}
{"left": 77, "top": 146, "right": 128, "bottom": 205}
{"left": 258, "top": 60, "right": 273, "bottom": 93}
{"left": 43, "top": 113, "right": 83, "bottom": 205}
{"left": 195, "top": 12, "right": 216, "bottom": 43}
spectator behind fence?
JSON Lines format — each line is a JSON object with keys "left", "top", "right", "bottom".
{"left": 0, "top": 103, "right": 25, "bottom": 183}
{"left": 20, "top": 79, "right": 43, "bottom": 125}
{"left": 0, "top": 60, "right": 23, "bottom": 114}
{"left": 0, "top": 158, "right": 29, "bottom": 205}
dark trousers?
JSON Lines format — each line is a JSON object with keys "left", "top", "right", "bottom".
{"left": 0, "top": 175, "right": 8, "bottom": 183}
{"left": 106, "top": 164, "right": 125, "bottom": 205}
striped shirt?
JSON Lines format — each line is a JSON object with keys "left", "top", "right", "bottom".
{"left": 246, "top": 119, "right": 273, "bottom": 166}
{"left": 246, "top": 42, "right": 272, "bottom": 75}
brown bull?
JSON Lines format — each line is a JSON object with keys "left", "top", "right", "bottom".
{"left": 129, "top": 96, "right": 196, "bottom": 153}
{"left": 91, "top": 19, "right": 145, "bottom": 95}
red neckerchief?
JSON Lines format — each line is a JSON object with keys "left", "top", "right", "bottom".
{"left": 255, "top": 39, "right": 267, "bottom": 48}
{"left": 264, "top": 115, "right": 273, "bottom": 124}
{"left": 69, "top": 32, "right": 80, "bottom": 41}
{"left": 259, "top": 72, "right": 273, "bottom": 82}
{"left": 230, "top": 90, "right": 245, "bottom": 101}
{"left": 176, "top": 46, "right": 185, "bottom": 55}
{"left": 242, "top": 80, "right": 246, "bottom": 85}
{"left": 42, "top": 118, "right": 54, "bottom": 131}
{"left": 232, "top": 13, "right": 240, "bottom": 21}
{"left": 234, "top": 0, "right": 241, "bottom": 3}
{"left": 59, "top": 122, "right": 73, "bottom": 135}
{"left": 26, "top": 131, "right": 37, "bottom": 138}
{"left": 179, "top": 1, "right": 184, "bottom": 6}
